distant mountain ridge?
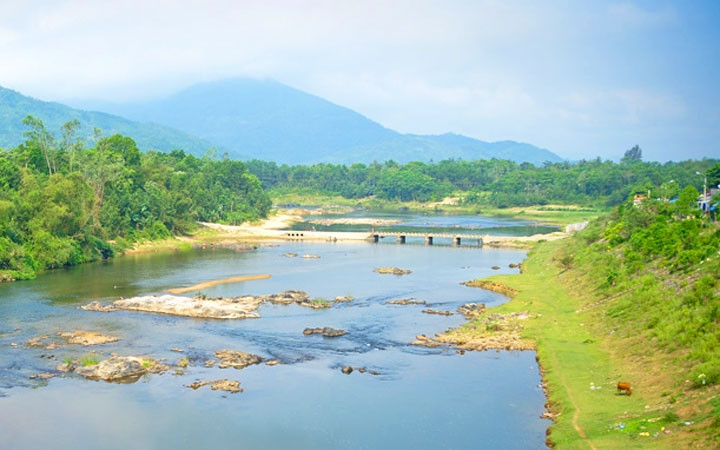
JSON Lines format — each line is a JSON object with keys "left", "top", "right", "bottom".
{"left": 1, "top": 78, "right": 563, "bottom": 165}
{"left": 0, "top": 86, "right": 216, "bottom": 154}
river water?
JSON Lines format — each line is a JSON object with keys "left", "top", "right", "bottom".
{"left": 0, "top": 216, "right": 550, "bottom": 449}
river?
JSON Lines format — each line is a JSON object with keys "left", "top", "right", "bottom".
{"left": 0, "top": 214, "right": 551, "bottom": 449}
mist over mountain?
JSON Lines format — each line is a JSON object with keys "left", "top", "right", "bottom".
{"left": 73, "top": 78, "right": 563, "bottom": 165}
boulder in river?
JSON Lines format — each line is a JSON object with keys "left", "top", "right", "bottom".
{"left": 303, "top": 327, "right": 347, "bottom": 337}
{"left": 74, "top": 356, "right": 160, "bottom": 383}
{"left": 374, "top": 267, "right": 412, "bottom": 276}
{"left": 188, "top": 379, "right": 243, "bottom": 393}
{"left": 112, "top": 294, "right": 264, "bottom": 319}
{"left": 262, "top": 290, "right": 310, "bottom": 305}
{"left": 422, "top": 309, "right": 454, "bottom": 316}
{"left": 216, "top": 350, "right": 264, "bottom": 370}
{"left": 79, "top": 301, "right": 118, "bottom": 312}
{"left": 387, "top": 298, "right": 426, "bottom": 306}
{"left": 341, "top": 365, "right": 353, "bottom": 374}
{"left": 57, "top": 331, "right": 119, "bottom": 346}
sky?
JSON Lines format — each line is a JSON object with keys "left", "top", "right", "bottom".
{"left": 0, "top": 0, "right": 719, "bottom": 162}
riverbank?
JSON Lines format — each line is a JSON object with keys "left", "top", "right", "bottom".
{"left": 442, "top": 239, "right": 714, "bottom": 448}
{"left": 270, "top": 191, "right": 605, "bottom": 226}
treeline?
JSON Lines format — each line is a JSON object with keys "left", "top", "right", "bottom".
{"left": 0, "top": 116, "right": 270, "bottom": 280}
{"left": 246, "top": 156, "right": 719, "bottom": 207}
{"left": 562, "top": 184, "right": 720, "bottom": 389}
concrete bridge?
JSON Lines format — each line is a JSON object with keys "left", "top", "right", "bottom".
{"left": 371, "top": 231, "right": 485, "bottom": 246}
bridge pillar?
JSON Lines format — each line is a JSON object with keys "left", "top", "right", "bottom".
{"left": 453, "top": 236, "right": 461, "bottom": 246}
{"left": 397, "top": 235, "right": 406, "bottom": 244}
{"left": 425, "top": 235, "right": 433, "bottom": 245}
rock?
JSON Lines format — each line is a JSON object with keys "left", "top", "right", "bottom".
{"left": 369, "top": 370, "right": 381, "bottom": 376}
{"left": 509, "top": 263, "right": 521, "bottom": 269}
{"left": 79, "top": 301, "right": 118, "bottom": 312}
{"left": 410, "top": 334, "right": 443, "bottom": 348}
{"left": 112, "top": 294, "right": 264, "bottom": 319}
{"left": 74, "top": 356, "right": 155, "bottom": 383}
{"left": 56, "top": 363, "right": 75, "bottom": 372}
{"left": 188, "top": 379, "right": 243, "bottom": 393}
{"left": 297, "top": 299, "right": 332, "bottom": 309}
{"left": 265, "top": 359, "right": 281, "bottom": 366}
{"left": 57, "top": 331, "right": 119, "bottom": 346}
{"left": 283, "top": 253, "right": 298, "bottom": 258}
{"left": 171, "top": 348, "right": 184, "bottom": 353}
{"left": 333, "top": 296, "right": 354, "bottom": 303}
{"left": 374, "top": 267, "right": 412, "bottom": 276}
{"left": 302, "top": 254, "right": 320, "bottom": 259}
{"left": 262, "top": 290, "right": 310, "bottom": 305}
{"left": 204, "top": 360, "right": 216, "bottom": 368}
{"left": 358, "top": 367, "right": 366, "bottom": 373}
{"left": 29, "top": 372, "right": 56, "bottom": 380}
{"left": 216, "top": 350, "right": 264, "bottom": 370}
{"left": 491, "top": 266, "right": 501, "bottom": 270}
{"left": 25, "top": 335, "right": 50, "bottom": 348}
{"left": 303, "top": 327, "right": 347, "bottom": 337}
{"left": 386, "top": 298, "right": 426, "bottom": 305}
{"left": 457, "top": 303, "right": 486, "bottom": 318}
{"left": 422, "top": 309, "right": 454, "bottom": 316}
{"left": 341, "top": 365, "right": 353, "bottom": 374}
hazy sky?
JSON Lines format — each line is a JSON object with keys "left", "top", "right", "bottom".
{"left": 1, "top": 0, "right": 718, "bottom": 161}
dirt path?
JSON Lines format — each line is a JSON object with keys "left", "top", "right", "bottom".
{"left": 546, "top": 343, "right": 597, "bottom": 450}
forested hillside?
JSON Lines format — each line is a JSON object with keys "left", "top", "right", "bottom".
{"left": 0, "top": 116, "right": 270, "bottom": 281}
{"left": 0, "top": 86, "right": 217, "bottom": 154}
{"left": 560, "top": 185, "right": 720, "bottom": 437}
{"left": 246, "top": 157, "right": 719, "bottom": 207}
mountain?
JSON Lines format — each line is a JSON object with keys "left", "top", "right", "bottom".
{"left": 0, "top": 86, "right": 217, "bottom": 154}
{"left": 78, "top": 78, "right": 562, "bottom": 165}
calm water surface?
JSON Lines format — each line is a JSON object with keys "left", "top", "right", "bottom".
{"left": 0, "top": 236, "right": 549, "bottom": 449}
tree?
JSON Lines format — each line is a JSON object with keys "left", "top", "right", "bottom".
{"left": 22, "top": 115, "right": 56, "bottom": 175}
{"left": 707, "top": 162, "right": 720, "bottom": 190}
{"left": 622, "top": 145, "right": 642, "bottom": 163}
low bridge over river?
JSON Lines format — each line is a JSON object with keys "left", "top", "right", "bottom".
{"left": 371, "top": 231, "right": 485, "bottom": 246}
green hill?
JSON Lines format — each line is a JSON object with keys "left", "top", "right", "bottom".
{"left": 0, "top": 86, "right": 217, "bottom": 154}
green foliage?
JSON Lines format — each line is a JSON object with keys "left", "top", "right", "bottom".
{"left": 246, "top": 157, "right": 717, "bottom": 208}
{"left": 0, "top": 118, "right": 271, "bottom": 280}
{"left": 571, "top": 188, "right": 720, "bottom": 388}
{"left": 80, "top": 355, "right": 99, "bottom": 367}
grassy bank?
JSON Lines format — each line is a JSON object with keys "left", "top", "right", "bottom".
{"left": 448, "top": 239, "right": 717, "bottom": 448}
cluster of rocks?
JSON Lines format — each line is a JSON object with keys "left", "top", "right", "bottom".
{"left": 373, "top": 267, "right": 412, "bottom": 276}
{"left": 303, "top": 327, "right": 347, "bottom": 337}
{"left": 340, "top": 365, "right": 381, "bottom": 376}
{"left": 410, "top": 334, "right": 445, "bottom": 348}
{"left": 215, "top": 350, "right": 264, "bottom": 370}
{"left": 386, "top": 298, "right": 426, "bottom": 306}
{"left": 461, "top": 280, "right": 518, "bottom": 298}
{"left": 80, "top": 289, "right": 343, "bottom": 319}
{"left": 422, "top": 309, "right": 454, "bottom": 316}
{"left": 26, "top": 330, "right": 119, "bottom": 350}
{"left": 188, "top": 379, "right": 243, "bottom": 393}
{"left": 456, "top": 302, "right": 486, "bottom": 319}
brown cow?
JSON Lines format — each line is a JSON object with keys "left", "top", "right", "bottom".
{"left": 617, "top": 381, "right": 632, "bottom": 396}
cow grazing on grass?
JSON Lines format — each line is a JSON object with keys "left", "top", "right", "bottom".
{"left": 617, "top": 381, "right": 632, "bottom": 396}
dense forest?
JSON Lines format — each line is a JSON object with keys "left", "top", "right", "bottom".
{"left": 0, "top": 116, "right": 270, "bottom": 281}
{"left": 246, "top": 151, "right": 719, "bottom": 207}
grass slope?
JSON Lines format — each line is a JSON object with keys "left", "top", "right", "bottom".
{"left": 453, "top": 239, "right": 717, "bottom": 448}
